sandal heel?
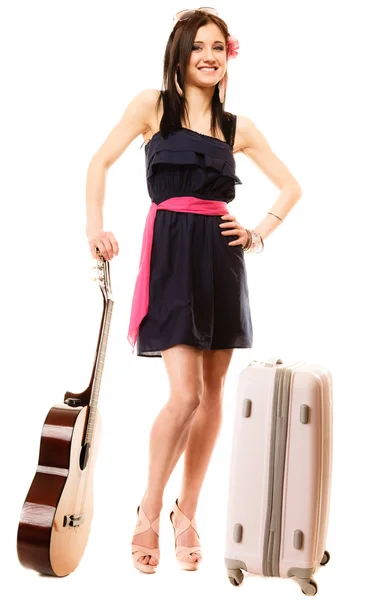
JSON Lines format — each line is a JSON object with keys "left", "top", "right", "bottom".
{"left": 131, "top": 505, "right": 160, "bottom": 574}
{"left": 170, "top": 498, "right": 202, "bottom": 571}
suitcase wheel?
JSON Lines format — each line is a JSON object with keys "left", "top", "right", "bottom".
{"left": 320, "top": 550, "right": 330, "bottom": 566}
{"left": 301, "top": 580, "right": 318, "bottom": 596}
{"left": 227, "top": 568, "right": 244, "bottom": 586}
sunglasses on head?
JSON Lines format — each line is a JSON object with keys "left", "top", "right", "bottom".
{"left": 173, "top": 7, "right": 218, "bottom": 25}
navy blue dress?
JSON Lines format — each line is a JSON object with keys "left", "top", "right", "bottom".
{"left": 136, "top": 115, "right": 253, "bottom": 358}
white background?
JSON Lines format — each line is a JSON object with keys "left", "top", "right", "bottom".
{"left": 1, "top": 0, "right": 382, "bottom": 597}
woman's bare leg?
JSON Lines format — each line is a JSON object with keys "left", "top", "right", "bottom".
{"left": 174, "top": 348, "right": 234, "bottom": 564}
{"left": 132, "top": 344, "right": 204, "bottom": 567}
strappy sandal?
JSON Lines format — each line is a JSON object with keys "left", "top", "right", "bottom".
{"left": 169, "top": 499, "right": 202, "bottom": 571}
{"left": 131, "top": 505, "right": 160, "bottom": 574}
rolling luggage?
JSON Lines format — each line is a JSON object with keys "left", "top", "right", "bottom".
{"left": 224, "top": 357, "right": 333, "bottom": 596}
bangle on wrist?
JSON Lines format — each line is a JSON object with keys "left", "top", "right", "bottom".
{"left": 243, "top": 211, "right": 283, "bottom": 254}
{"left": 243, "top": 229, "right": 264, "bottom": 254}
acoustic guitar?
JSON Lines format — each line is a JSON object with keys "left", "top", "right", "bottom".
{"left": 17, "top": 249, "right": 113, "bottom": 576}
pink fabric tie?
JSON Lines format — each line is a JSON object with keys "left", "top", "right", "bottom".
{"left": 127, "top": 196, "right": 230, "bottom": 353}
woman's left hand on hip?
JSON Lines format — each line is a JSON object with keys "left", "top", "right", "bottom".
{"left": 219, "top": 214, "right": 247, "bottom": 247}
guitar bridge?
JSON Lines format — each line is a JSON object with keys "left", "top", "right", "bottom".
{"left": 63, "top": 513, "right": 85, "bottom": 528}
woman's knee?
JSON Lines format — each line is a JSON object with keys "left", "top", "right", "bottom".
{"left": 169, "top": 383, "right": 204, "bottom": 416}
{"left": 162, "top": 344, "right": 204, "bottom": 415}
{"left": 200, "top": 348, "right": 234, "bottom": 407}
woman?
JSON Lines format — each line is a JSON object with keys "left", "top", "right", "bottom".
{"left": 85, "top": 8, "right": 302, "bottom": 574}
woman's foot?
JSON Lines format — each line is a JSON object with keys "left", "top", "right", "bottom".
{"left": 131, "top": 501, "right": 162, "bottom": 573}
{"left": 170, "top": 498, "right": 202, "bottom": 570}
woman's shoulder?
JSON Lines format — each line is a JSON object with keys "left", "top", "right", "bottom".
{"left": 135, "top": 88, "right": 163, "bottom": 109}
{"left": 232, "top": 114, "right": 261, "bottom": 153}
{"left": 235, "top": 114, "right": 255, "bottom": 131}
{"left": 138, "top": 89, "right": 164, "bottom": 132}
{"left": 125, "top": 88, "right": 162, "bottom": 130}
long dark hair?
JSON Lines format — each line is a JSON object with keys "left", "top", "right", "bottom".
{"left": 155, "top": 12, "right": 235, "bottom": 142}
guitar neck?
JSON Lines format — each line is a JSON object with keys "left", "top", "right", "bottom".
{"left": 84, "top": 298, "right": 114, "bottom": 445}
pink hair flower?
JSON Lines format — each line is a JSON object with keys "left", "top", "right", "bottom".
{"left": 227, "top": 35, "right": 240, "bottom": 59}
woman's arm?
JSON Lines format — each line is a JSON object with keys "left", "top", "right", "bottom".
{"left": 85, "top": 88, "right": 160, "bottom": 236}
{"left": 236, "top": 115, "right": 302, "bottom": 241}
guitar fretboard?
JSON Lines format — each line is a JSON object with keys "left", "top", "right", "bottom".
{"left": 84, "top": 299, "right": 113, "bottom": 445}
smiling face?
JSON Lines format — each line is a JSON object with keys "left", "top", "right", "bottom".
{"left": 185, "top": 22, "right": 227, "bottom": 89}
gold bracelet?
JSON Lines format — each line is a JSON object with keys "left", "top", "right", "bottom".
{"left": 244, "top": 229, "right": 264, "bottom": 254}
{"left": 243, "top": 229, "right": 251, "bottom": 250}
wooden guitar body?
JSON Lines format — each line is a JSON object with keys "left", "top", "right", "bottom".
{"left": 17, "top": 251, "right": 111, "bottom": 576}
{"left": 17, "top": 404, "right": 101, "bottom": 576}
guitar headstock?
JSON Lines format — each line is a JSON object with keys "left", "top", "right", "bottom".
{"left": 91, "top": 248, "right": 112, "bottom": 300}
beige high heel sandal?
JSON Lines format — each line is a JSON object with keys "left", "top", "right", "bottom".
{"left": 131, "top": 505, "right": 160, "bottom": 574}
{"left": 170, "top": 499, "right": 202, "bottom": 571}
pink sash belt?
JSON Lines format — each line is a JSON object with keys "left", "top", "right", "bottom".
{"left": 127, "top": 196, "right": 230, "bottom": 353}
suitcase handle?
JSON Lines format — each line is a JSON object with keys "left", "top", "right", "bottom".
{"left": 248, "top": 357, "right": 283, "bottom": 367}
{"left": 264, "top": 356, "right": 283, "bottom": 367}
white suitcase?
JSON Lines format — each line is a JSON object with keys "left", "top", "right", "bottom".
{"left": 225, "top": 357, "right": 333, "bottom": 596}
